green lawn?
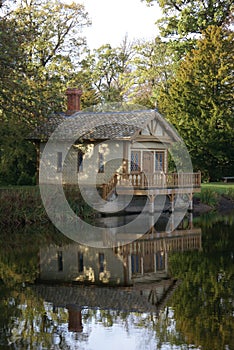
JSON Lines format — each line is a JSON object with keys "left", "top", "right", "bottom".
{"left": 195, "top": 182, "right": 234, "bottom": 205}
{"left": 201, "top": 182, "right": 234, "bottom": 194}
{"left": 0, "top": 185, "right": 38, "bottom": 190}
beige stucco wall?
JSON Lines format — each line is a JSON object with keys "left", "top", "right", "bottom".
{"left": 39, "top": 141, "right": 72, "bottom": 184}
{"left": 75, "top": 141, "right": 124, "bottom": 185}
{"left": 39, "top": 138, "right": 169, "bottom": 184}
{"left": 39, "top": 243, "right": 126, "bottom": 285}
{"left": 39, "top": 141, "right": 124, "bottom": 185}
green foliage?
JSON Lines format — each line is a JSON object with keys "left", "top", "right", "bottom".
{"left": 121, "top": 37, "right": 177, "bottom": 107}
{"left": 144, "top": 0, "right": 233, "bottom": 37}
{"left": 78, "top": 39, "right": 134, "bottom": 103}
{"left": 0, "top": 121, "right": 37, "bottom": 185}
{"left": 201, "top": 182, "right": 234, "bottom": 200}
{"left": 200, "top": 188, "right": 218, "bottom": 206}
{"left": 63, "top": 185, "right": 97, "bottom": 220}
{"left": 159, "top": 25, "right": 234, "bottom": 180}
{"left": 202, "top": 182, "right": 234, "bottom": 193}
{"left": 224, "top": 188, "right": 234, "bottom": 200}
{"left": 0, "top": 0, "right": 90, "bottom": 185}
{"left": 1, "top": 0, "right": 90, "bottom": 121}
{"left": 168, "top": 215, "right": 234, "bottom": 350}
{"left": 0, "top": 186, "right": 96, "bottom": 227}
{"left": 0, "top": 187, "right": 47, "bottom": 226}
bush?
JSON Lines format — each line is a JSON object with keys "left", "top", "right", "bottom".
{"left": 0, "top": 186, "right": 96, "bottom": 227}
{"left": 224, "top": 188, "right": 234, "bottom": 200}
{"left": 17, "top": 173, "right": 34, "bottom": 186}
{"left": 200, "top": 189, "right": 218, "bottom": 206}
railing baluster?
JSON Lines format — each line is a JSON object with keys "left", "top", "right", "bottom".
{"left": 115, "top": 171, "right": 201, "bottom": 189}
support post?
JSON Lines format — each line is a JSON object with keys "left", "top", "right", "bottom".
{"left": 189, "top": 212, "right": 194, "bottom": 229}
{"left": 148, "top": 195, "right": 155, "bottom": 213}
{"left": 170, "top": 213, "right": 175, "bottom": 232}
{"left": 188, "top": 193, "right": 193, "bottom": 211}
{"left": 169, "top": 194, "right": 175, "bottom": 213}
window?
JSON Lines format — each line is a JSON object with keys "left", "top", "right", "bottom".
{"left": 57, "top": 152, "right": 62, "bottom": 172}
{"left": 99, "top": 253, "right": 104, "bottom": 272}
{"left": 156, "top": 252, "right": 165, "bottom": 271}
{"left": 131, "top": 151, "right": 140, "bottom": 172}
{"left": 78, "top": 252, "right": 84, "bottom": 272}
{"left": 57, "top": 251, "right": 63, "bottom": 271}
{"left": 131, "top": 254, "right": 140, "bottom": 274}
{"left": 155, "top": 152, "right": 164, "bottom": 171}
{"left": 77, "top": 150, "right": 83, "bottom": 173}
{"left": 98, "top": 152, "right": 104, "bottom": 173}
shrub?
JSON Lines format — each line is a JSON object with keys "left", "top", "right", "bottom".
{"left": 200, "top": 189, "right": 218, "bottom": 206}
{"left": 224, "top": 188, "right": 234, "bottom": 200}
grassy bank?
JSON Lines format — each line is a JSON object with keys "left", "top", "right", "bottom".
{"left": 0, "top": 186, "right": 96, "bottom": 227}
{"left": 195, "top": 182, "right": 234, "bottom": 208}
{"left": 1, "top": 183, "right": 233, "bottom": 227}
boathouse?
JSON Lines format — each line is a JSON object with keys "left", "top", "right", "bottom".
{"left": 30, "top": 88, "right": 201, "bottom": 211}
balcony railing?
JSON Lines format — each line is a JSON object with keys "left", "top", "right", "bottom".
{"left": 116, "top": 171, "right": 201, "bottom": 189}
{"left": 102, "top": 171, "right": 201, "bottom": 199}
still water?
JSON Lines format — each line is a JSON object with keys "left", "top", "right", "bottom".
{"left": 0, "top": 211, "right": 233, "bottom": 350}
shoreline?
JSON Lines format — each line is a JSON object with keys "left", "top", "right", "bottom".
{"left": 193, "top": 195, "right": 234, "bottom": 214}
{"left": 0, "top": 187, "right": 234, "bottom": 228}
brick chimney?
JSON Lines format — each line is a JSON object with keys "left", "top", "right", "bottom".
{"left": 66, "top": 88, "right": 82, "bottom": 115}
{"left": 67, "top": 305, "right": 83, "bottom": 332}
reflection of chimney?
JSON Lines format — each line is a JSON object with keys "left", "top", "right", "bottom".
{"left": 67, "top": 305, "right": 83, "bottom": 332}
{"left": 66, "top": 88, "right": 82, "bottom": 115}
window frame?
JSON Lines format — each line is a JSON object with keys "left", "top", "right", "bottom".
{"left": 78, "top": 252, "right": 84, "bottom": 273}
{"left": 57, "top": 151, "right": 63, "bottom": 173}
{"left": 77, "top": 150, "right": 83, "bottom": 173}
{"left": 57, "top": 251, "right": 63, "bottom": 272}
{"left": 99, "top": 253, "right": 105, "bottom": 272}
{"left": 98, "top": 152, "right": 105, "bottom": 173}
{"left": 155, "top": 151, "right": 165, "bottom": 172}
{"left": 130, "top": 151, "right": 141, "bottom": 172}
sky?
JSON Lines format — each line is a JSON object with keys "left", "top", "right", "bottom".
{"left": 80, "top": 0, "right": 162, "bottom": 49}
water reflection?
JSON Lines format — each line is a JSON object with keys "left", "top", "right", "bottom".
{"left": 38, "top": 213, "right": 201, "bottom": 286}
{"left": 0, "top": 211, "right": 233, "bottom": 349}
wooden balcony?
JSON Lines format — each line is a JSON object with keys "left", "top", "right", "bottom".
{"left": 103, "top": 171, "right": 201, "bottom": 199}
{"left": 117, "top": 171, "right": 201, "bottom": 188}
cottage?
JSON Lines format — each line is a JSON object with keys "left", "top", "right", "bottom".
{"left": 30, "top": 88, "right": 201, "bottom": 212}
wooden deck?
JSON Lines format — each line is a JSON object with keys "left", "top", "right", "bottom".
{"left": 103, "top": 172, "right": 201, "bottom": 199}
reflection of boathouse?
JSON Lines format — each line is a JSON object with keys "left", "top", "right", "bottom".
{"left": 39, "top": 218, "right": 201, "bottom": 286}
{"left": 36, "top": 217, "right": 202, "bottom": 332}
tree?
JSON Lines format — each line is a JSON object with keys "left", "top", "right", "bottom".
{"left": 158, "top": 25, "right": 234, "bottom": 180}
{"left": 0, "top": 0, "right": 90, "bottom": 184}
{"left": 144, "top": 0, "right": 234, "bottom": 37}
{"left": 121, "top": 37, "right": 177, "bottom": 108}
{"left": 0, "top": 0, "right": 90, "bottom": 120}
{"left": 79, "top": 38, "right": 134, "bottom": 103}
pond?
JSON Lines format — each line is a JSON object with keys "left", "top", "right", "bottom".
{"left": 0, "top": 210, "right": 233, "bottom": 350}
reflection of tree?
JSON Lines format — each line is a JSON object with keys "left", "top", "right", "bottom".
{"left": 0, "top": 289, "right": 160, "bottom": 348}
{"left": 0, "top": 284, "right": 22, "bottom": 347}
{"left": 167, "top": 216, "right": 234, "bottom": 349}
{"left": 0, "top": 286, "right": 90, "bottom": 349}
{"left": 0, "top": 224, "right": 74, "bottom": 347}
{"left": 0, "top": 224, "right": 71, "bottom": 287}
{"left": 152, "top": 307, "right": 190, "bottom": 349}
